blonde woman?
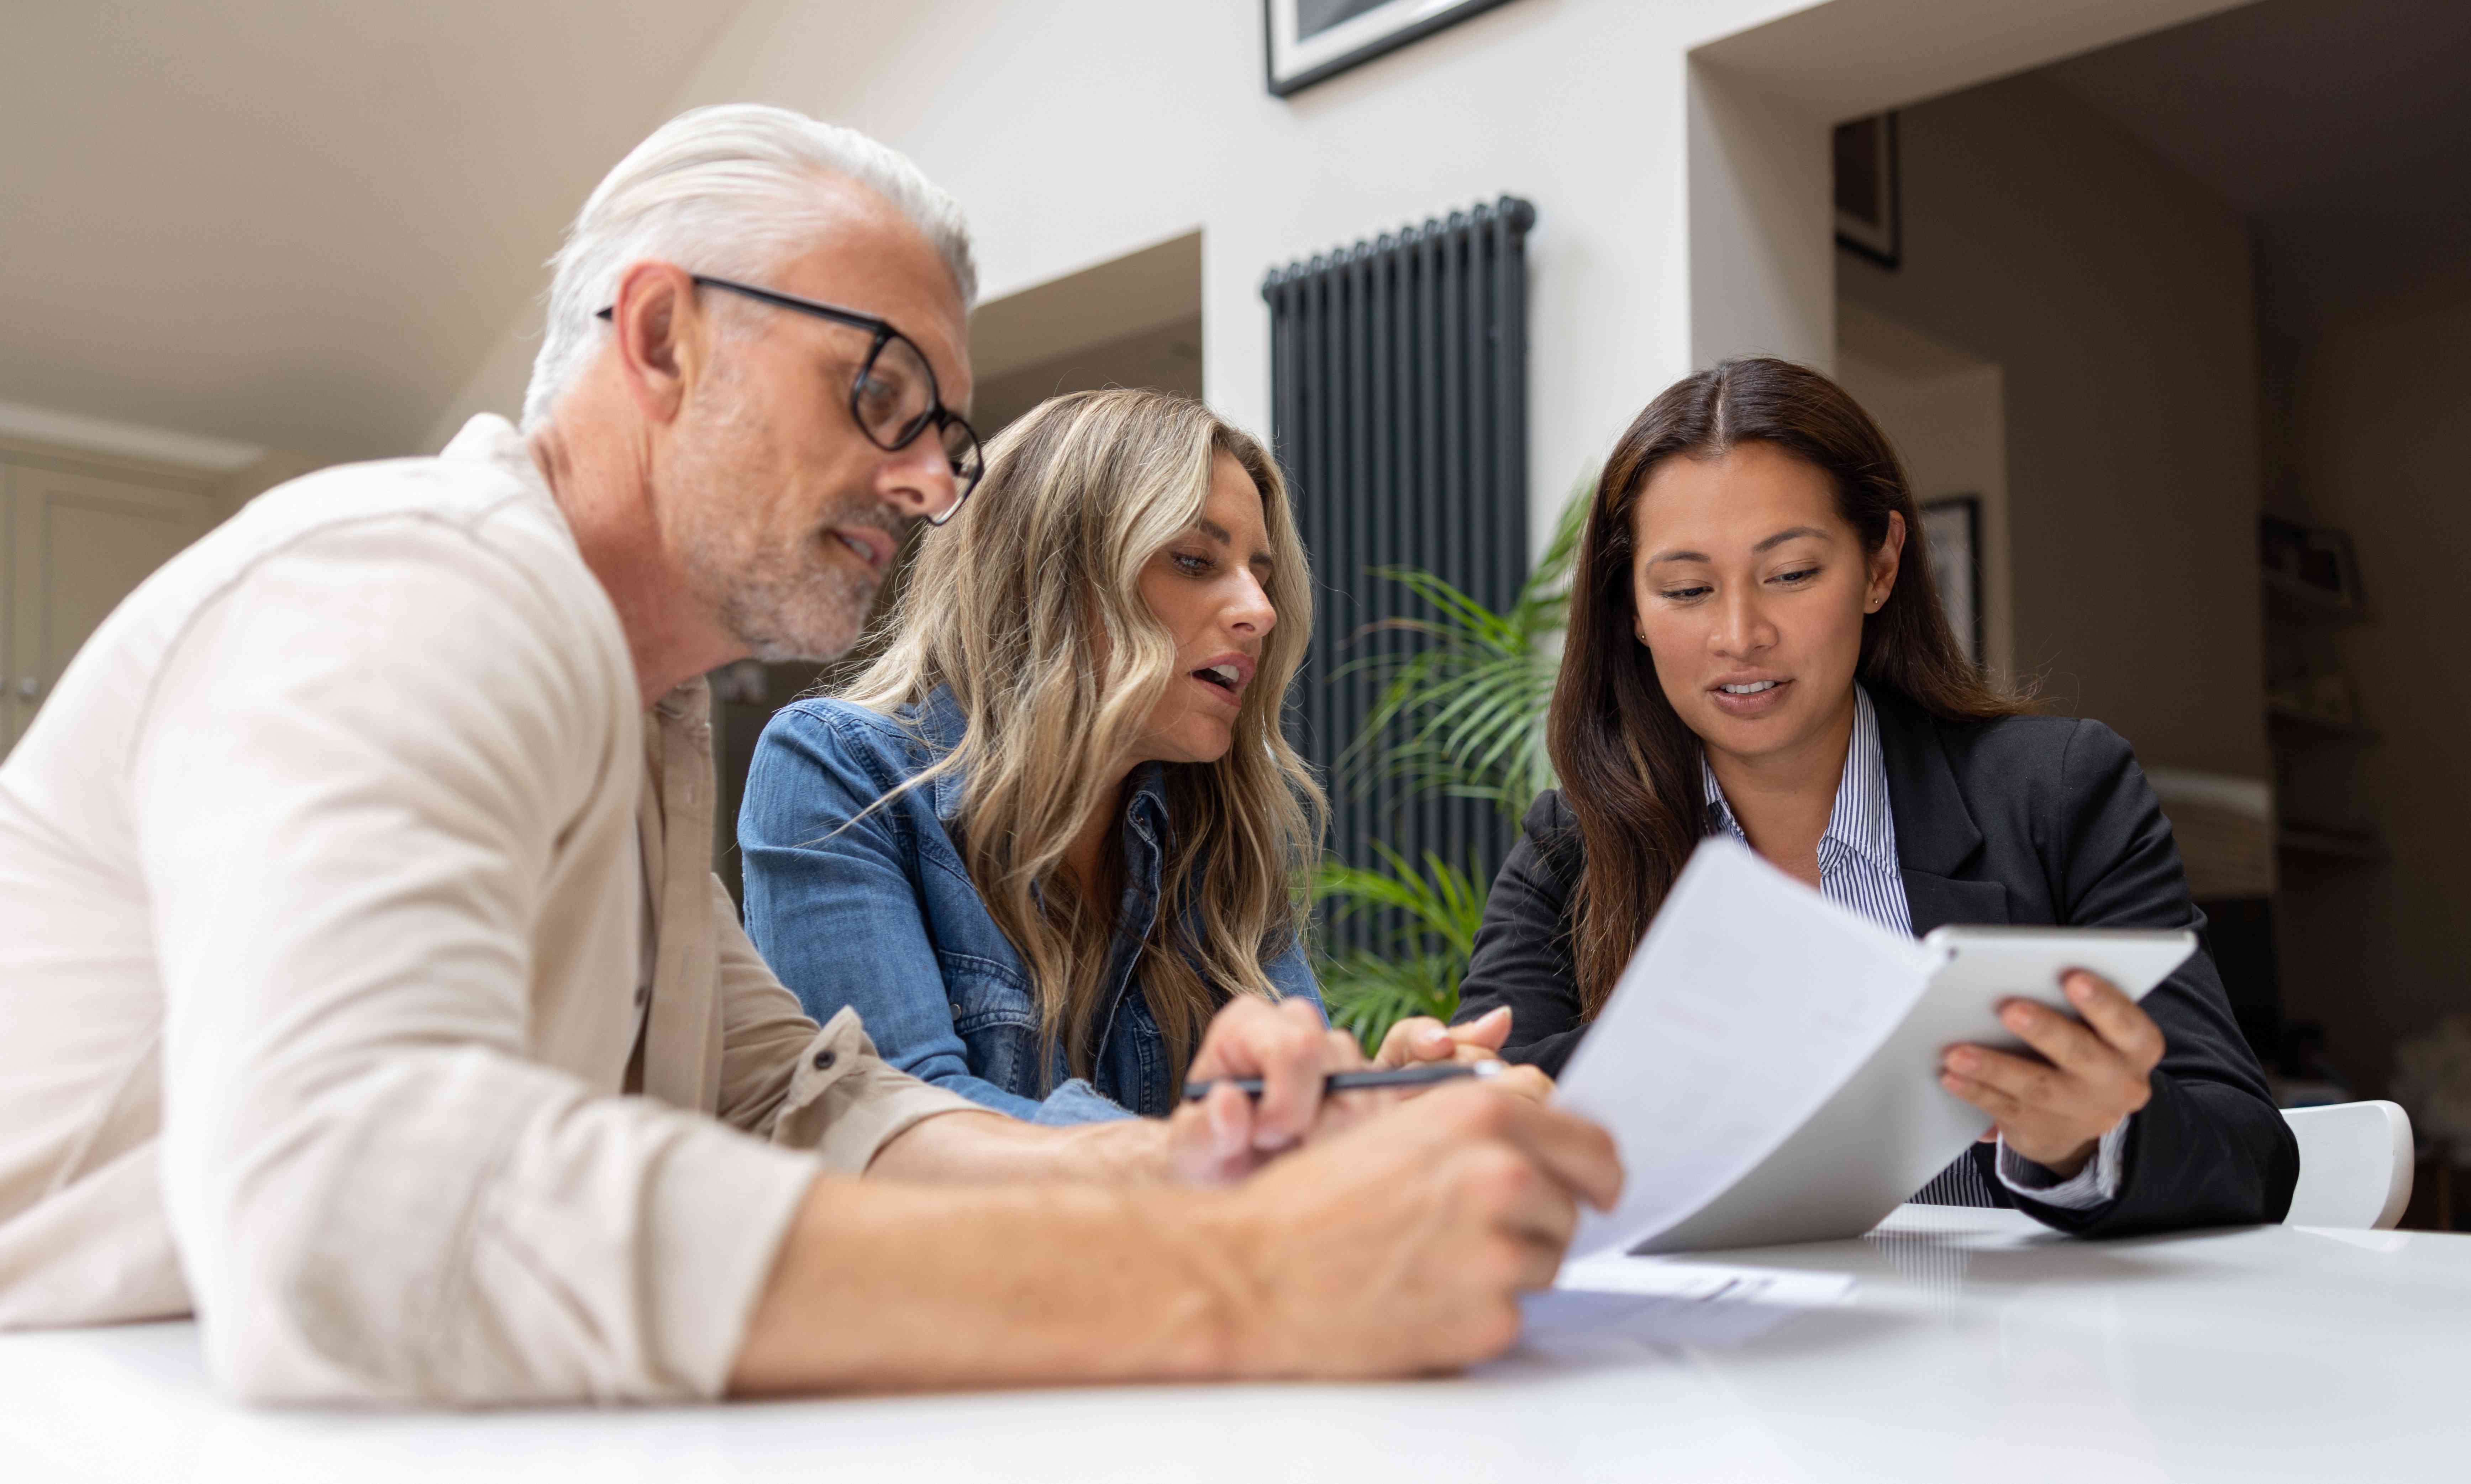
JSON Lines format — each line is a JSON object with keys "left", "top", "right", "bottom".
{"left": 739, "top": 390, "right": 1336, "bottom": 1122}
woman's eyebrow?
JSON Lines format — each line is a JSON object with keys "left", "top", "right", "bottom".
{"left": 1646, "top": 526, "right": 1830, "bottom": 566}
{"left": 1190, "top": 517, "right": 1274, "bottom": 574}
{"left": 1752, "top": 525, "right": 1828, "bottom": 553}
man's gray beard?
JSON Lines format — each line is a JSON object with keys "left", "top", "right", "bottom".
{"left": 713, "top": 531, "right": 880, "bottom": 663}
{"left": 670, "top": 371, "right": 901, "bottom": 664}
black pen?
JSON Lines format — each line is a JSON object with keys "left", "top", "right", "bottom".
{"left": 1181, "top": 1060, "right": 1507, "bottom": 1102}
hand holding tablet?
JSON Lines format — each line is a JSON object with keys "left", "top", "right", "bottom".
{"left": 1552, "top": 840, "right": 2196, "bottom": 1257}
{"left": 1922, "top": 927, "right": 2187, "bottom": 1175}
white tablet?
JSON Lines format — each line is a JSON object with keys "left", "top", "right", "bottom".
{"left": 1627, "top": 924, "right": 2196, "bottom": 1255}
{"left": 1912, "top": 925, "right": 2196, "bottom": 1061}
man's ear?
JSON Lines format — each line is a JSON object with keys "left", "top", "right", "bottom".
{"left": 606, "top": 261, "right": 704, "bottom": 427}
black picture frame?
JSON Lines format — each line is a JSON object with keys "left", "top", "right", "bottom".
{"left": 1920, "top": 494, "right": 1982, "bottom": 667}
{"left": 1833, "top": 112, "right": 1902, "bottom": 270}
{"left": 1263, "top": 0, "right": 1524, "bottom": 98}
{"left": 2259, "top": 514, "right": 2365, "bottom": 611}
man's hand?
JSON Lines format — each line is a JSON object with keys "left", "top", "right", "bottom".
{"left": 1939, "top": 970, "right": 2162, "bottom": 1176}
{"left": 1216, "top": 1081, "right": 1623, "bottom": 1377}
{"left": 1374, "top": 1005, "right": 1513, "bottom": 1070}
{"left": 734, "top": 1076, "right": 1622, "bottom": 1395}
{"left": 1166, "top": 997, "right": 1368, "bottom": 1183}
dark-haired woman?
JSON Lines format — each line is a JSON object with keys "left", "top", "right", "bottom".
{"left": 1427, "top": 357, "right": 2294, "bottom": 1235}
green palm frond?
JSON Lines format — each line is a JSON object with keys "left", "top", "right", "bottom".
{"left": 1314, "top": 950, "right": 1463, "bottom": 1054}
{"left": 1311, "top": 845, "right": 1489, "bottom": 1053}
{"left": 1334, "top": 487, "right": 1587, "bottom": 824}
{"left": 1315, "top": 844, "right": 1485, "bottom": 958}
{"left": 1313, "top": 485, "right": 1589, "bottom": 1053}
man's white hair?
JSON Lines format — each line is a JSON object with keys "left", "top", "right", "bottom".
{"left": 521, "top": 103, "right": 977, "bottom": 429}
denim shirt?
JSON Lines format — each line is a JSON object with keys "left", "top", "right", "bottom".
{"left": 738, "top": 690, "right": 1324, "bottom": 1124}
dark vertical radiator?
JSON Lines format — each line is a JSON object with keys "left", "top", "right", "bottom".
{"left": 1263, "top": 196, "right": 1535, "bottom": 956}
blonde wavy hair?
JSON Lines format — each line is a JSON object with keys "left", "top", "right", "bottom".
{"left": 841, "top": 389, "right": 1325, "bottom": 1088}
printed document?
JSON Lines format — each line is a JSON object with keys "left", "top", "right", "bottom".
{"left": 1554, "top": 836, "right": 1943, "bottom": 1258}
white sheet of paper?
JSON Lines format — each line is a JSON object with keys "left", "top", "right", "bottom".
{"left": 1520, "top": 1257, "right": 1854, "bottom": 1353}
{"left": 1554, "top": 1253, "right": 1857, "bottom": 1306}
{"left": 1554, "top": 836, "right": 1944, "bottom": 1259}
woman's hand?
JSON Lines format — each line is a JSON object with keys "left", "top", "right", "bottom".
{"left": 1374, "top": 1005, "right": 1514, "bottom": 1070}
{"left": 1938, "top": 970, "right": 2164, "bottom": 1177}
{"left": 1373, "top": 1007, "right": 1552, "bottom": 1106}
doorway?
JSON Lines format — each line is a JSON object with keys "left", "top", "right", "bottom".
{"left": 0, "top": 439, "right": 220, "bottom": 756}
{"left": 1690, "top": 0, "right": 2471, "bottom": 1222}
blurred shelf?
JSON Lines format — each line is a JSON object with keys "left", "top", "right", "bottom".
{"left": 2276, "top": 826, "right": 2387, "bottom": 863}
{"left": 2265, "top": 704, "right": 2381, "bottom": 741}
{"left": 2262, "top": 570, "right": 2372, "bottom": 623}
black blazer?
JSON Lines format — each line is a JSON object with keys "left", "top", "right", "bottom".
{"left": 1453, "top": 687, "right": 2298, "bottom": 1236}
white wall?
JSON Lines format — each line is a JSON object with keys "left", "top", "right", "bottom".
{"left": 1838, "top": 74, "right": 2268, "bottom": 781}
{"left": 428, "top": 0, "right": 2268, "bottom": 565}
{"left": 430, "top": 0, "right": 1824, "bottom": 555}
{"left": 1835, "top": 302, "right": 2012, "bottom": 679}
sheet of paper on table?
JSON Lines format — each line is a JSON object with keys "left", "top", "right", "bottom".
{"left": 1552, "top": 836, "right": 1947, "bottom": 1259}
{"left": 1553, "top": 1253, "right": 1856, "bottom": 1306}
{"left": 1524, "top": 1255, "right": 1856, "bottom": 1352}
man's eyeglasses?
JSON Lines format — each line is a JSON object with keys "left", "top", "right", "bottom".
{"left": 596, "top": 275, "right": 984, "bottom": 523}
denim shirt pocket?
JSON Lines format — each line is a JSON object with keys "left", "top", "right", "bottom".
{"left": 934, "top": 949, "right": 1045, "bottom": 1098}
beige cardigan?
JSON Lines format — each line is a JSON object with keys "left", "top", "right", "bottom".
{"left": 0, "top": 416, "right": 972, "bottom": 1403}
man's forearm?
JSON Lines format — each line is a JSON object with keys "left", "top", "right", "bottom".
{"left": 729, "top": 1173, "right": 1248, "bottom": 1394}
{"left": 732, "top": 1080, "right": 1626, "bottom": 1397}
{"left": 866, "top": 1107, "right": 1174, "bottom": 1184}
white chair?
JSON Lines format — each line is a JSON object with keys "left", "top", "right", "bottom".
{"left": 2281, "top": 1100, "right": 2415, "bottom": 1229}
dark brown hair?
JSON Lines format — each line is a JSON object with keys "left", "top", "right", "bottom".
{"left": 1551, "top": 356, "right": 2026, "bottom": 1019}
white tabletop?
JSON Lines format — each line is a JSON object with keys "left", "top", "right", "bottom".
{"left": 6, "top": 1206, "right": 2466, "bottom": 1483}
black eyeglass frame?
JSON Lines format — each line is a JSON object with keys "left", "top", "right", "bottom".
{"left": 594, "top": 274, "right": 982, "bottom": 523}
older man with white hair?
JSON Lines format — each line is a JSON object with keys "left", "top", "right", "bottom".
{"left": 0, "top": 105, "right": 1617, "bottom": 1405}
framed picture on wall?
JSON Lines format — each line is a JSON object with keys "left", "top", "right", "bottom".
{"left": 2258, "top": 514, "right": 2365, "bottom": 611}
{"left": 1834, "top": 112, "right": 1901, "bottom": 269}
{"left": 1921, "top": 495, "right": 1982, "bottom": 667}
{"left": 1263, "top": 0, "right": 1524, "bottom": 97}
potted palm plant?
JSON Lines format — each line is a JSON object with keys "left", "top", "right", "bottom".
{"left": 1313, "top": 491, "right": 1587, "bottom": 1051}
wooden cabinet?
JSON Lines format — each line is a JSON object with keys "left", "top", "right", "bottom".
{"left": 0, "top": 444, "right": 219, "bottom": 755}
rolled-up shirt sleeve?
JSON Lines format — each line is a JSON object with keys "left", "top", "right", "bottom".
{"left": 709, "top": 873, "right": 982, "bottom": 1166}
{"left": 135, "top": 517, "right": 820, "bottom": 1406}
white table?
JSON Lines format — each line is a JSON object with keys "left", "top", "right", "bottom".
{"left": 6, "top": 1206, "right": 2466, "bottom": 1483}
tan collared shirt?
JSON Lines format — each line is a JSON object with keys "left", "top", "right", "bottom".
{"left": 0, "top": 415, "right": 973, "bottom": 1404}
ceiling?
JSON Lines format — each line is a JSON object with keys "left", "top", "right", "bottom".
{"left": 17, "top": 0, "right": 2469, "bottom": 465}
{"left": 0, "top": 1, "right": 750, "bottom": 463}
{"left": 2044, "top": 0, "right": 2471, "bottom": 326}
